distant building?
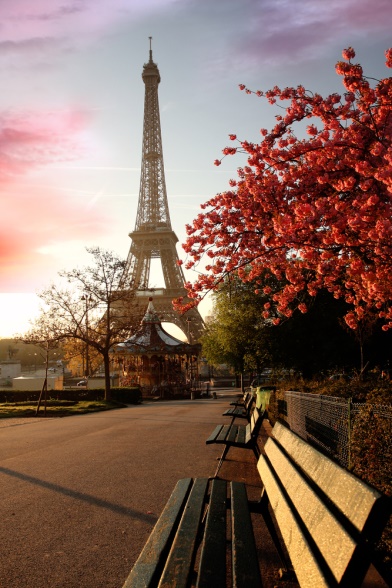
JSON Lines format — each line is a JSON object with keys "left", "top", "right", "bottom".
{"left": 0, "top": 361, "right": 21, "bottom": 384}
{"left": 12, "top": 376, "right": 63, "bottom": 391}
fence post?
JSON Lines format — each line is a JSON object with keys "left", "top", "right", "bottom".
{"left": 348, "top": 397, "right": 352, "bottom": 469}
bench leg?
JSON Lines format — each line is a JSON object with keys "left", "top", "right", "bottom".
{"left": 212, "top": 445, "right": 230, "bottom": 479}
{"left": 252, "top": 443, "right": 261, "bottom": 461}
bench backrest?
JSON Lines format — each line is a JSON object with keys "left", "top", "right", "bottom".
{"left": 244, "top": 393, "right": 255, "bottom": 414}
{"left": 258, "top": 421, "right": 389, "bottom": 588}
{"left": 245, "top": 407, "right": 263, "bottom": 444}
{"left": 243, "top": 391, "right": 252, "bottom": 404}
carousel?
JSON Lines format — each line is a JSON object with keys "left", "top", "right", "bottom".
{"left": 113, "top": 298, "right": 201, "bottom": 398}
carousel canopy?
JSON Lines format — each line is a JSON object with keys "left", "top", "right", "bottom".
{"left": 116, "top": 298, "right": 200, "bottom": 355}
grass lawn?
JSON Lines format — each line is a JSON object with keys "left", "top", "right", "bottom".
{"left": 0, "top": 400, "right": 126, "bottom": 418}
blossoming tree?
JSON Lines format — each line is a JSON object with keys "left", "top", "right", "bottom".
{"left": 178, "top": 48, "right": 392, "bottom": 331}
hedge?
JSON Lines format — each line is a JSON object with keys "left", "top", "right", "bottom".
{"left": 0, "top": 387, "right": 142, "bottom": 405}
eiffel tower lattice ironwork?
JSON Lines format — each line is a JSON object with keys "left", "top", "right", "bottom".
{"left": 122, "top": 40, "right": 204, "bottom": 343}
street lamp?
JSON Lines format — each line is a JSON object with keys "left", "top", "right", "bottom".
{"left": 186, "top": 317, "right": 193, "bottom": 387}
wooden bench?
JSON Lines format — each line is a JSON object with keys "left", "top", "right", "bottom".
{"left": 222, "top": 392, "right": 254, "bottom": 420}
{"left": 206, "top": 406, "right": 264, "bottom": 478}
{"left": 229, "top": 390, "right": 251, "bottom": 407}
{"left": 122, "top": 477, "right": 265, "bottom": 588}
{"left": 122, "top": 420, "right": 390, "bottom": 588}
{"left": 258, "top": 421, "right": 391, "bottom": 587}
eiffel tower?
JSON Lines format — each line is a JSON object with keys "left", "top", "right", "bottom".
{"left": 122, "top": 39, "right": 204, "bottom": 343}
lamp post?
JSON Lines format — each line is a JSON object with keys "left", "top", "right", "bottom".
{"left": 186, "top": 317, "right": 193, "bottom": 387}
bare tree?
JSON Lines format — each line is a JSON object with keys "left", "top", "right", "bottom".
{"left": 19, "top": 321, "right": 63, "bottom": 416}
{"left": 34, "top": 247, "right": 140, "bottom": 400}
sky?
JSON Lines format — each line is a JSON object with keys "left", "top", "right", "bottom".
{"left": 1, "top": 0, "right": 392, "bottom": 338}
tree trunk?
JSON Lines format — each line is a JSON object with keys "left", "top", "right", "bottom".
{"left": 36, "top": 377, "right": 47, "bottom": 416}
{"left": 103, "top": 351, "right": 111, "bottom": 401}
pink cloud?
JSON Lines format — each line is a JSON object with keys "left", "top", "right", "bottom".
{"left": 0, "top": 0, "right": 178, "bottom": 45}
{"left": 0, "top": 109, "right": 107, "bottom": 291}
{"left": 235, "top": 0, "right": 392, "bottom": 66}
{"left": 0, "top": 110, "right": 88, "bottom": 176}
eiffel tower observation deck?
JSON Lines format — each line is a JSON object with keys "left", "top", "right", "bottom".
{"left": 122, "top": 39, "right": 204, "bottom": 343}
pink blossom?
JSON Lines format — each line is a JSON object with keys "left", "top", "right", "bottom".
{"left": 342, "top": 47, "right": 356, "bottom": 61}
{"left": 385, "top": 48, "right": 392, "bottom": 69}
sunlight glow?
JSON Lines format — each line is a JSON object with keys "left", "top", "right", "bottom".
{"left": 0, "top": 294, "right": 42, "bottom": 338}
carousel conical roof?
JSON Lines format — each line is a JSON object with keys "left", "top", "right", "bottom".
{"left": 116, "top": 298, "right": 199, "bottom": 354}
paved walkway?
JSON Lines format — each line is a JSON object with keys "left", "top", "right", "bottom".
{"left": 0, "top": 389, "right": 300, "bottom": 588}
{"left": 0, "top": 416, "right": 52, "bottom": 428}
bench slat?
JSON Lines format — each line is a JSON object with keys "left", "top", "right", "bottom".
{"left": 259, "top": 422, "right": 391, "bottom": 588}
{"left": 231, "top": 481, "right": 262, "bottom": 588}
{"left": 223, "top": 407, "right": 246, "bottom": 418}
{"left": 263, "top": 439, "right": 357, "bottom": 586}
{"left": 206, "top": 408, "right": 263, "bottom": 477}
{"left": 217, "top": 424, "right": 232, "bottom": 442}
{"left": 224, "top": 395, "right": 254, "bottom": 420}
{"left": 226, "top": 424, "right": 240, "bottom": 443}
{"left": 223, "top": 408, "right": 236, "bottom": 416}
{"left": 245, "top": 422, "right": 253, "bottom": 445}
{"left": 197, "top": 479, "right": 227, "bottom": 587}
{"left": 122, "top": 477, "right": 193, "bottom": 588}
{"left": 159, "top": 478, "right": 209, "bottom": 588}
{"left": 257, "top": 454, "right": 330, "bottom": 588}
{"left": 206, "top": 425, "right": 224, "bottom": 444}
{"left": 236, "top": 425, "right": 247, "bottom": 445}
{"left": 272, "top": 422, "right": 383, "bottom": 534}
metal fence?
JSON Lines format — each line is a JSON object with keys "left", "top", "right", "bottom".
{"left": 276, "top": 392, "right": 392, "bottom": 481}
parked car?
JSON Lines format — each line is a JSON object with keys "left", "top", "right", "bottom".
{"left": 77, "top": 379, "right": 88, "bottom": 387}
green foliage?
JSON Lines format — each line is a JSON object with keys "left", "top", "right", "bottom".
{"left": 201, "top": 279, "right": 273, "bottom": 374}
{"left": 350, "top": 404, "right": 392, "bottom": 579}
{"left": 0, "top": 386, "right": 142, "bottom": 416}
{"left": 202, "top": 281, "right": 392, "bottom": 380}
{"left": 201, "top": 283, "right": 392, "bottom": 379}
{"left": 0, "top": 400, "right": 123, "bottom": 418}
{"left": 297, "top": 378, "right": 392, "bottom": 402}
{"left": 351, "top": 406, "right": 391, "bottom": 496}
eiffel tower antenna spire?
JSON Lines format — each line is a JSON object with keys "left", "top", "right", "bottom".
{"left": 122, "top": 41, "right": 204, "bottom": 343}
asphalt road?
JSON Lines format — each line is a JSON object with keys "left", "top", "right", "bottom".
{"left": 0, "top": 392, "right": 270, "bottom": 588}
